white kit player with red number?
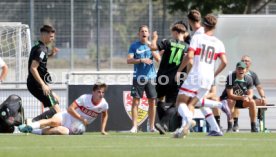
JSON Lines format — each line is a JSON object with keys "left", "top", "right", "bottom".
{"left": 193, "top": 26, "right": 204, "bottom": 36}
{"left": 57, "top": 94, "right": 109, "bottom": 134}
{"left": 179, "top": 33, "right": 225, "bottom": 98}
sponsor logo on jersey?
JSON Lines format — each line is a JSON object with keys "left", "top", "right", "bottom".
{"left": 40, "top": 51, "right": 45, "bottom": 59}
{"left": 123, "top": 91, "right": 149, "bottom": 126}
{"left": 136, "top": 48, "right": 150, "bottom": 54}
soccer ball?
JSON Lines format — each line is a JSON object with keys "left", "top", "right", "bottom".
{"left": 70, "top": 121, "right": 86, "bottom": 135}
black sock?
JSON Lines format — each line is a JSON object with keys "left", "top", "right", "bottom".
{"left": 156, "top": 101, "right": 166, "bottom": 120}
{"left": 233, "top": 117, "right": 238, "bottom": 126}
{"left": 215, "top": 116, "right": 221, "bottom": 126}
{"left": 251, "top": 122, "right": 256, "bottom": 128}
{"left": 32, "top": 107, "right": 57, "bottom": 122}
{"left": 227, "top": 121, "right": 233, "bottom": 130}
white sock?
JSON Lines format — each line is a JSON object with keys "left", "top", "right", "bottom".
{"left": 178, "top": 103, "right": 189, "bottom": 128}
{"left": 200, "top": 107, "right": 220, "bottom": 132}
{"left": 196, "top": 98, "right": 222, "bottom": 108}
{"left": 32, "top": 129, "right": 42, "bottom": 135}
{"left": 29, "top": 122, "right": 40, "bottom": 129}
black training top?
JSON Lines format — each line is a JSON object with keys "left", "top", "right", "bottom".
{"left": 157, "top": 39, "right": 189, "bottom": 77}
{"left": 220, "top": 72, "right": 254, "bottom": 99}
{"left": 27, "top": 40, "right": 51, "bottom": 84}
{"left": 247, "top": 70, "right": 260, "bottom": 87}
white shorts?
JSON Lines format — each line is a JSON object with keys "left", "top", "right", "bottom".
{"left": 178, "top": 74, "right": 213, "bottom": 100}
{"left": 55, "top": 111, "right": 86, "bottom": 135}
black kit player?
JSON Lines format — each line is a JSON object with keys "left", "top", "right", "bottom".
{"left": 27, "top": 25, "right": 60, "bottom": 122}
{"left": 149, "top": 21, "right": 190, "bottom": 134}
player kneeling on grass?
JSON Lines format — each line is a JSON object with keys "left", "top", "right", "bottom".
{"left": 19, "top": 82, "right": 109, "bottom": 135}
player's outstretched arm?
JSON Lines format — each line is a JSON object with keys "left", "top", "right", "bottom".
{"left": 101, "top": 110, "right": 108, "bottom": 135}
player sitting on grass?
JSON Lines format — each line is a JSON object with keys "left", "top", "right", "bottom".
{"left": 19, "top": 82, "right": 109, "bottom": 135}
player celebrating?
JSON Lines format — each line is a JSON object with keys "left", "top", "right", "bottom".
{"left": 174, "top": 14, "right": 227, "bottom": 138}
{"left": 19, "top": 82, "right": 109, "bottom": 135}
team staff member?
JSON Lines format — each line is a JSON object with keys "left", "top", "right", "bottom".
{"left": 231, "top": 55, "right": 267, "bottom": 132}
{"left": 27, "top": 25, "right": 60, "bottom": 122}
{"left": 127, "top": 25, "right": 160, "bottom": 133}
{"left": 220, "top": 61, "right": 258, "bottom": 132}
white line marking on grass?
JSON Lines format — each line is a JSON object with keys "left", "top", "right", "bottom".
{"left": 0, "top": 143, "right": 231, "bottom": 151}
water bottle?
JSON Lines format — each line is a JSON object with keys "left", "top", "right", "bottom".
{"left": 256, "top": 120, "right": 260, "bottom": 132}
{"left": 259, "top": 120, "right": 263, "bottom": 132}
{"left": 202, "top": 120, "right": 207, "bottom": 133}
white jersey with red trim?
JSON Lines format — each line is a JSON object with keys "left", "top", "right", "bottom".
{"left": 188, "top": 33, "right": 225, "bottom": 82}
{"left": 193, "top": 27, "right": 204, "bottom": 36}
{"left": 74, "top": 94, "right": 109, "bottom": 124}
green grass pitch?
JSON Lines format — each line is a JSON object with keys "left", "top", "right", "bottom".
{"left": 1, "top": 132, "right": 276, "bottom": 157}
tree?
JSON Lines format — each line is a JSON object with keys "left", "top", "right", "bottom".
{"left": 165, "top": 0, "right": 271, "bottom": 15}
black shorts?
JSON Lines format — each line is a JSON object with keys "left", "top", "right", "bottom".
{"left": 27, "top": 81, "right": 58, "bottom": 108}
{"left": 156, "top": 82, "right": 178, "bottom": 103}
{"left": 235, "top": 95, "right": 259, "bottom": 108}
{"left": 235, "top": 100, "right": 244, "bottom": 108}
{"left": 131, "top": 79, "right": 157, "bottom": 99}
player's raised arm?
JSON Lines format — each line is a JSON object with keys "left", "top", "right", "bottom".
{"left": 148, "top": 31, "right": 158, "bottom": 51}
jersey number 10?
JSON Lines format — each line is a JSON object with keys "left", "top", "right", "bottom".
{"left": 200, "top": 44, "right": 215, "bottom": 64}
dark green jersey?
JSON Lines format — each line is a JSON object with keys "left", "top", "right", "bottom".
{"left": 220, "top": 72, "right": 253, "bottom": 99}
{"left": 27, "top": 40, "right": 51, "bottom": 84}
{"left": 157, "top": 39, "right": 189, "bottom": 77}
{"left": 247, "top": 70, "right": 260, "bottom": 87}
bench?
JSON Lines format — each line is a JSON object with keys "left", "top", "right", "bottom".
{"left": 192, "top": 104, "right": 276, "bottom": 133}
{"left": 256, "top": 104, "right": 276, "bottom": 132}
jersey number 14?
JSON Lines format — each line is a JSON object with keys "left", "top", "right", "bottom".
{"left": 169, "top": 47, "right": 183, "bottom": 66}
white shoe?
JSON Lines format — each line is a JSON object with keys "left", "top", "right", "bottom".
{"left": 173, "top": 128, "right": 185, "bottom": 138}
{"left": 173, "top": 119, "right": 195, "bottom": 138}
{"left": 130, "top": 127, "right": 137, "bottom": 133}
{"left": 150, "top": 127, "right": 158, "bottom": 132}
